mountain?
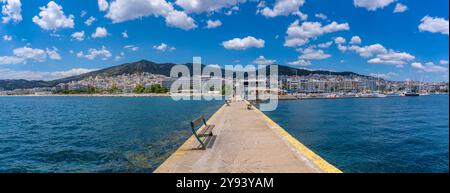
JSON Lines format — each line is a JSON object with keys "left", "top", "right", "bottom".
{"left": 0, "top": 60, "right": 368, "bottom": 91}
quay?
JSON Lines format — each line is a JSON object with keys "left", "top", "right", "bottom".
{"left": 154, "top": 100, "right": 341, "bottom": 173}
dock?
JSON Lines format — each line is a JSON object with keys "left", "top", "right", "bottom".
{"left": 154, "top": 100, "right": 341, "bottom": 173}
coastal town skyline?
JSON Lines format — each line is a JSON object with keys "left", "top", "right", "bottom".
{"left": 0, "top": 0, "right": 449, "bottom": 82}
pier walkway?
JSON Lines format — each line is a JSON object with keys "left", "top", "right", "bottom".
{"left": 154, "top": 100, "right": 341, "bottom": 173}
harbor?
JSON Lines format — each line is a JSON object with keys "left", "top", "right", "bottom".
{"left": 155, "top": 99, "right": 341, "bottom": 173}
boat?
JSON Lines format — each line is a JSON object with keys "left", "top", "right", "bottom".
{"left": 401, "top": 92, "right": 420, "bottom": 97}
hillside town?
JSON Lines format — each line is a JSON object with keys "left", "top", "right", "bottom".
{"left": 0, "top": 72, "right": 448, "bottom": 97}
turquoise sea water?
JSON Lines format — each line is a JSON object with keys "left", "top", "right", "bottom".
{"left": 265, "top": 95, "right": 449, "bottom": 173}
{"left": 0, "top": 95, "right": 448, "bottom": 173}
{"left": 0, "top": 97, "right": 222, "bottom": 172}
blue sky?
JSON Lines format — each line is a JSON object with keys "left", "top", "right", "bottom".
{"left": 0, "top": 0, "right": 448, "bottom": 82}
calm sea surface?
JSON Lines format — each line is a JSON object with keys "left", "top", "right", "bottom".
{"left": 265, "top": 94, "right": 449, "bottom": 173}
{"left": 0, "top": 97, "right": 222, "bottom": 172}
{"left": 0, "top": 95, "right": 448, "bottom": 172}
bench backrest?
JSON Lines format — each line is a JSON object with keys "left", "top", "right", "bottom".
{"left": 191, "top": 115, "right": 207, "bottom": 128}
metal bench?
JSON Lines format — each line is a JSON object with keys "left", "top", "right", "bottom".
{"left": 225, "top": 100, "right": 231, "bottom": 106}
{"left": 190, "top": 115, "right": 215, "bottom": 149}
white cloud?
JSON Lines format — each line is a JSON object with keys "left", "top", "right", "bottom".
{"left": 13, "top": 47, "right": 47, "bottom": 62}
{"left": 0, "top": 68, "right": 98, "bottom": 80}
{"left": 175, "top": 0, "right": 245, "bottom": 13}
{"left": 315, "top": 13, "right": 327, "bottom": 20}
{"left": 369, "top": 72, "right": 398, "bottom": 79}
{"left": 124, "top": 45, "right": 139, "bottom": 51}
{"left": 293, "top": 11, "right": 308, "bottom": 21}
{"left": 98, "top": 0, "right": 109, "bottom": 11}
{"left": 418, "top": 16, "right": 449, "bottom": 35}
{"left": 317, "top": 41, "right": 333, "bottom": 48}
{"left": 206, "top": 19, "right": 222, "bottom": 29}
{"left": 284, "top": 20, "right": 350, "bottom": 47}
{"left": 334, "top": 36, "right": 346, "bottom": 44}
{"left": 252, "top": 56, "right": 276, "bottom": 65}
{"left": 298, "top": 48, "right": 331, "bottom": 60}
{"left": 350, "top": 36, "right": 362, "bottom": 44}
{"left": 71, "top": 31, "right": 85, "bottom": 41}
{"left": 411, "top": 62, "right": 449, "bottom": 72}
{"left": 84, "top": 16, "right": 96, "bottom": 26}
{"left": 92, "top": 27, "right": 108, "bottom": 38}
{"left": 77, "top": 46, "right": 112, "bottom": 60}
{"left": 32, "top": 1, "right": 74, "bottom": 30}
{"left": 3, "top": 34, "right": 12, "bottom": 41}
{"left": 1, "top": 46, "right": 61, "bottom": 64}
{"left": 222, "top": 36, "right": 265, "bottom": 50}
{"left": 348, "top": 44, "right": 387, "bottom": 58}
{"left": 337, "top": 44, "right": 348, "bottom": 52}
{"left": 353, "top": 0, "right": 395, "bottom": 11}
{"left": 440, "top": 60, "right": 449, "bottom": 65}
{"left": 105, "top": 0, "right": 197, "bottom": 30}
{"left": 288, "top": 59, "right": 311, "bottom": 66}
{"left": 122, "top": 31, "right": 128, "bottom": 38}
{"left": 393, "top": 3, "right": 407, "bottom": 13}
{"left": 164, "top": 10, "right": 197, "bottom": 30}
{"left": 153, "top": 43, "right": 176, "bottom": 52}
{"left": 0, "top": 56, "right": 23, "bottom": 65}
{"left": 46, "top": 47, "right": 61, "bottom": 60}
{"left": 258, "top": 0, "right": 305, "bottom": 18}
{"left": 368, "top": 50, "right": 415, "bottom": 67}
{"left": 1, "top": 0, "right": 22, "bottom": 24}
{"left": 115, "top": 52, "right": 125, "bottom": 61}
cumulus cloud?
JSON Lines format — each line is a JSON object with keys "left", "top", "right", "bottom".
{"left": 92, "top": 27, "right": 108, "bottom": 38}
{"left": 411, "top": 62, "right": 449, "bottom": 72}
{"left": 3, "top": 34, "right": 12, "bottom": 41}
{"left": 252, "top": 56, "right": 276, "bottom": 65}
{"left": 1, "top": 46, "right": 63, "bottom": 65}
{"left": 153, "top": 43, "right": 176, "bottom": 52}
{"left": 1, "top": 0, "right": 22, "bottom": 23}
{"left": 347, "top": 43, "right": 415, "bottom": 67}
{"left": 13, "top": 47, "right": 47, "bottom": 62}
{"left": 369, "top": 72, "right": 398, "bottom": 79}
{"left": 288, "top": 59, "right": 311, "bottom": 66}
{"left": 350, "top": 36, "right": 362, "bottom": 44}
{"left": 105, "top": 0, "right": 197, "bottom": 30}
{"left": 32, "top": 1, "right": 74, "bottom": 30}
{"left": 77, "top": 46, "right": 112, "bottom": 60}
{"left": 98, "top": 0, "right": 109, "bottom": 11}
{"left": 0, "top": 68, "right": 98, "bottom": 80}
{"left": 284, "top": 20, "right": 350, "bottom": 47}
{"left": 258, "top": 0, "right": 305, "bottom": 18}
{"left": 222, "top": 36, "right": 265, "bottom": 50}
{"left": 315, "top": 13, "right": 327, "bottom": 20}
{"left": 298, "top": 48, "right": 331, "bottom": 60}
{"left": 46, "top": 47, "right": 61, "bottom": 60}
{"left": 71, "top": 31, "right": 85, "bottom": 41}
{"left": 353, "top": 0, "right": 395, "bottom": 11}
{"left": 175, "top": 0, "right": 245, "bottom": 13}
{"left": 348, "top": 44, "right": 387, "bottom": 58}
{"left": 368, "top": 50, "right": 415, "bottom": 67}
{"left": 206, "top": 19, "right": 222, "bottom": 29}
{"left": 393, "top": 3, "right": 407, "bottom": 13}
{"left": 334, "top": 36, "right": 346, "bottom": 44}
{"left": 316, "top": 41, "right": 333, "bottom": 48}
{"left": 84, "top": 16, "right": 96, "bottom": 26}
{"left": 418, "top": 16, "right": 449, "bottom": 35}
{"left": 0, "top": 56, "right": 24, "bottom": 65}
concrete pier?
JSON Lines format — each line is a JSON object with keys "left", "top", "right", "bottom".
{"left": 154, "top": 100, "right": 341, "bottom": 173}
